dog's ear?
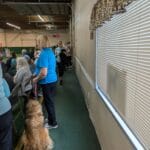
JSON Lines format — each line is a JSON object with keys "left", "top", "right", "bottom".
{"left": 26, "top": 100, "right": 40, "bottom": 109}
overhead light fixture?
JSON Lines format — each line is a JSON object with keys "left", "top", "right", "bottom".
{"left": 37, "top": 15, "right": 45, "bottom": 22}
{"left": 46, "top": 24, "right": 53, "bottom": 28}
{"left": 46, "top": 24, "right": 56, "bottom": 30}
{"left": 6, "top": 22, "right": 21, "bottom": 30}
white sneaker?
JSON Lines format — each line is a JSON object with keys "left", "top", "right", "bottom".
{"left": 45, "top": 118, "right": 48, "bottom": 123}
{"left": 44, "top": 123, "right": 58, "bottom": 129}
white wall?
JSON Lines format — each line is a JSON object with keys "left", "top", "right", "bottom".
{"left": 73, "top": 0, "right": 135, "bottom": 149}
{"left": 0, "top": 30, "right": 69, "bottom": 47}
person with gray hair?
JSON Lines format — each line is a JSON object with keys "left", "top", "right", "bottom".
{"left": 14, "top": 57, "right": 32, "bottom": 95}
{"left": 22, "top": 49, "right": 27, "bottom": 56}
{"left": 14, "top": 57, "right": 32, "bottom": 112}
{"left": 0, "top": 64, "right": 12, "bottom": 150}
{"left": 22, "top": 49, "right": 30, "bottom": 62}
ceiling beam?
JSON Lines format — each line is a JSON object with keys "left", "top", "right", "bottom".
{"left": 29, "top": 21, "right": 68, "bottom": 23}
{"left": 0, "top": 2, "right": 71, "bottom": 5}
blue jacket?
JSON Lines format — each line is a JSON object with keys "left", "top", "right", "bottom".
{"left": 0, "top": 65, "right": 11, "bottom": 116}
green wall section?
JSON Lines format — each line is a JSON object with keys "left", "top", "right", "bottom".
{"left": 2, "top": 47, "right": 34, "bottom": 54}
{"left": 12, "top": 97, "right": 25, "bottom": 147}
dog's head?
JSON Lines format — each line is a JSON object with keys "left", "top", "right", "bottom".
{"left": 26, "top": 100, "right": 42, "bottom": 115}
{"left": 25, "top": 100, "right": 44, "bottom": 128}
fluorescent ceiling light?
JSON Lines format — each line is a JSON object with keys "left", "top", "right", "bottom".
{"left": 6, "top": 22, "right": 21, "bottom": 30}
{"left": 37, "top": 15, "right": 45, "bottom": 22}
{"left": 46, "top": 24, "right": 54, "bottom": 28}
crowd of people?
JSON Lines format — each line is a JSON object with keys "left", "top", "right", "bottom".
{"left": 0, "top": 35, "right": 72, "bottom": 150}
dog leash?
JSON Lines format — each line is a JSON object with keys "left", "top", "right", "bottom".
{"left": 34, "top": 83, "right": 38, "bottom": 100}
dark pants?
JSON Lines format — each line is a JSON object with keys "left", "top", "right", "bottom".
{"left": 41, "top": 82, "right": 57, "bottom": 126}
{"left": 57, "top": 62, "right": 65, "bottom": 77}
{"left": 0, "top": 110, "right": 13, "bottom": 150}
{"left": 66, "top": 56, "right": 72, "bottom": 66}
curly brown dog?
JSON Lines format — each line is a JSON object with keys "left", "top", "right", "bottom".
{"left": 21, "top": 100, "right": 53, "bottom": 150}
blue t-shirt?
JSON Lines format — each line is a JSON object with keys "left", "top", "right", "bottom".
{"left": 55, "top": 47, "right": 62, "bottom": 63}
{"left": 35, "top": 48, "right": 57, "bottom": 84}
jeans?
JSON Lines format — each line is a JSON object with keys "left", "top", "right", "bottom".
{"left": 0, "top": 110, "right": 13, "bottom": 150}
{"left": 41, "top": 82, "right": 57, "bottom": 126}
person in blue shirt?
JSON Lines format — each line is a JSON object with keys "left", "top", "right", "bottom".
{"left": 33, "top": 35, "right": 58, "bottom": 129}
{"left": 0, "top": 64, "right": 12, "bottom": 150}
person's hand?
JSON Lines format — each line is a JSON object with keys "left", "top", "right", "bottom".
{"left": 32, "top": 74, "right": 36, "bottom": 78}
{"left": 33, "top": 77, "right": 38, "bottom": 83}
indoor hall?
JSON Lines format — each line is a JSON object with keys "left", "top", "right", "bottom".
{"left": 0, "top": 0, "right": 149, "bottom": 150}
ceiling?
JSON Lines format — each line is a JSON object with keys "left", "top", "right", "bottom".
{"left": 0, "top": 0, "right": 72, "bottom": 31}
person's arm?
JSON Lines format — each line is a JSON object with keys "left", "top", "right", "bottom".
{"left": 14, "top": 69, "right": 23, "bottom": 83}
{"left": 33, "top": 51, "right": 48, "bottom": 83}
{"left": 33, "top": 68, "right": 47, "bottom": 83}
{"left": 2, "top": 78, "right": 10, "bottom": 97}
